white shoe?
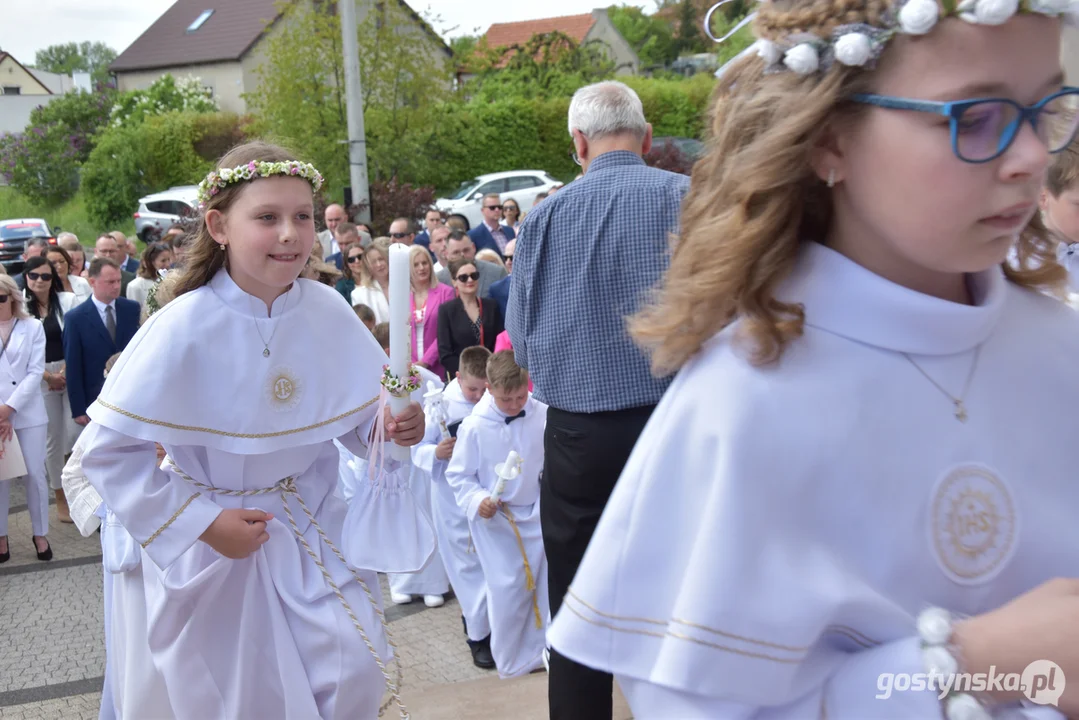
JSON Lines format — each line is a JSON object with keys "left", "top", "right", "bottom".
{"left": 424, "top": 594, "right": 445, "bottom": 608}
{"left": 390, "top": 592, "right": 413, "bottom": 605}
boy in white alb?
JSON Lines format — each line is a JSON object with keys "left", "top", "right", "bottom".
{"left": 413, "top": 345, "right": 494, "bottom": 668}
{"left": 446, "top": 351, "right": 548, "bottom": 678}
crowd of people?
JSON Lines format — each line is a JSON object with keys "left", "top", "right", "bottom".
{"left": 8, "top": 0, "right": 1079, "bottom": 715}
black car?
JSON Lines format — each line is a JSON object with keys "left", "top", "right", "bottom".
{"left": 0, "top": 219, "right": 57, "bottom": 274}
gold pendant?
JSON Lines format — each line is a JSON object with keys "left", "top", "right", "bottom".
{"left": 954, "top": 400, "right": 967, "bottom": 422}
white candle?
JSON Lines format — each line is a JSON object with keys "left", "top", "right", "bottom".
{"left": 490, "top": 449, "right": 520, "bottom": 505}
{"left": 387, "top": 243, "right": 412, "bottom": 462}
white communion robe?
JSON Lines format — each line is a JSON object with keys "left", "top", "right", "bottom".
{"left": 81, "top": 269, "right": 435, "bottom": 720}
{"left": 387, "top": 365, "right": 450, "bottom": 597}
{"left": 547, "top": 242, "right": 1079, "bottom": 719}
{"left": 446, "top": 393, "right": 549, "bottom": 678}
{"left": 413, "top": 379, "right": 490, "bottom": 641}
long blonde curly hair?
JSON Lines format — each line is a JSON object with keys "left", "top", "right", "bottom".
{"left": 630, "top": 0, "right": 1066, "bottom": 377}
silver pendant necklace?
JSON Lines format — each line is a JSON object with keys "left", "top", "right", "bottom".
{"left": 250, "top": 288, "right": 291, "bottom": 358}
{"left": 901, "top": 346, "right": 981, "bottom": 422}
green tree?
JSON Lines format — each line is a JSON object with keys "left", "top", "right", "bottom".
{"left": 607, "top": 5, "right": 679, "bottom": 68}
{"left": 674, "top": 0, "right": 706, "bottom": 55}
{"left": 248, "top": 0, "right": 451, "bottom": 195}
{"left": 29, "top": 85, "right": 117, "bottom": 163}
{"left": 464, "top": 32, "right": 615, "bottom": 102}
{"left": 33, "top": 41, "right": 117, "bottom": 86}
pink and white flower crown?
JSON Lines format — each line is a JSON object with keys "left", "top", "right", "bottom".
{"left": 196, "top": 160, "right": 325, "bottom": 209}
{"left": 710, "top": 0, "right": 1079, "bottom": 77}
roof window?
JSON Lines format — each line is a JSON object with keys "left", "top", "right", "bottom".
{"left": 187, "top": 9, "right": 214, "bottom": 33}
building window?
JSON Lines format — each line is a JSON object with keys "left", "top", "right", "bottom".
{"left": 2, "top": 86, "right": 20, "bottom": 95}
{"left": 187, "top": 9, "right": 214, "bottom": 33}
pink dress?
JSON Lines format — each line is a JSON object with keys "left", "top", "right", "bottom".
{"left": 494, "top": 331, "right": 533, "bottom": 391}
{"left": 412, "top": 283, "right": 457, "bottom": 381}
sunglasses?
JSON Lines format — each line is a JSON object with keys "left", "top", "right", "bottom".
{"left": 484, "top": 205, "right": 502, "bottom": 211}
{"left": 27, "top": 272, "right": 52, "bottom": 282}
{"left": 503, "top": 254, "right": 514, "bottom": 261}
{"left": 390, "top": 232, "right": 412, "bottom": 239}
{"left": 0, "top": 295, "right": 9, "bottom": 303}
{"left": 348, "top": 255, "right": 365, "bottom": 263}
{"left": 456, "top": 272, "right": 480, "bottom": 283}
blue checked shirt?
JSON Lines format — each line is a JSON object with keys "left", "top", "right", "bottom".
{"left": 508, "top": 150, "right": 690, "bottom": 413}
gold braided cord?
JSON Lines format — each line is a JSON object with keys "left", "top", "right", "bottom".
{"left": 94, "top": 395, "right": 378, "bottom": 439}
{"left": 174, "top": 468, "right": 409, "bottom": 719}
{"left": 501, "top": 507, "right": 542, "bottom": 631}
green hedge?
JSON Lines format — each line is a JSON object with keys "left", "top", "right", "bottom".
{"left": 82, "top": 112, "right": 246, "bottom": 227}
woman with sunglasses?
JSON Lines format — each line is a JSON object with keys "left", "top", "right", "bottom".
{"left": 502, "top": 200, "right": 522, "bottom": 232}
{"left": 0, "top": 272, "right": 51, "bottom": 563}
{"left": 336, "top": 245, "right": 364, "bottom": 303}
{"left": 23, "top": 256, "right": 80, "bottom": 524}
{"left": 437, "top": 259, "right": 503, "bottom": 379}
{"left": 350, "top": 238, "right": 391, "bottom": 323}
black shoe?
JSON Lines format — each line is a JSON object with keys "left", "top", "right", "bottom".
{"left": 468, "top": 635, "right": 496, "bottom": 670}
{"left": 0, "top": 536, "right": 8, "bottom": 564}
{"left": 33, "top": 536, "right": 52, "bottom": 562}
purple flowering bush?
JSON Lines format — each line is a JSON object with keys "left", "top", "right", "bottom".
{"left": 0, "top": 124, "right": 81, "bottom": 207}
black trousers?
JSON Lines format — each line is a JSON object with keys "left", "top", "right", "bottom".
{"left": 542, "top": 404, "right": 656, "bottom": 720}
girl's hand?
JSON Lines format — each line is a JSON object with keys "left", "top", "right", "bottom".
{"left": 385, "top": 402, "right": 425, "bottom": 447}
{"left": 199, "top": 509, "right": 274, "bottom": 559}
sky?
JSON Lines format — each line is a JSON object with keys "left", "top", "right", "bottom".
{"left": 1, "top": 1, "right": 650, "bottom": 65}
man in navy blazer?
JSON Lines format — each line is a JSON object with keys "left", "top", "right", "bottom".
{"left": 467, "top": 193, "right": 515, "bottom": 257}
{"left": 63, "top": 258, "right": 141, "bottom": 424}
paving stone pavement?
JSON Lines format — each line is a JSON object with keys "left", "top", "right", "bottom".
{"left": 1, "top": 483, "right": 495, "bottom": 719}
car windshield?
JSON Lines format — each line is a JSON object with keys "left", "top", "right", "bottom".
{"left": 448, "top": 179, "right": 481, "bottom": 200}
{"left": 0, "top": 223, "right": 47, "bottom": 241}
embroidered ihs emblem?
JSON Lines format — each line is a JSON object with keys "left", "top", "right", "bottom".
{"left": 266, "top": 366, "right": 302, "bottom": 412}
{"left": 929, "top": 464, "right": 1018, "bottom": 585}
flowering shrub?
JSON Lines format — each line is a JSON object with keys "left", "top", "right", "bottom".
{"left": 0, "top": 125, "right": 81, "bottom": 207}
{"left": 109, "top": 75, "right": 218, "bottom": 128}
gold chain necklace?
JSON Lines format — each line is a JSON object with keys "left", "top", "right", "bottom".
{"left": 901, "top": 346, "right": 981, "bottom": 422}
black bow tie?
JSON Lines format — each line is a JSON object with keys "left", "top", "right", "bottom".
{"left": 505, "top": 410, "right": 526, "bottom": 424}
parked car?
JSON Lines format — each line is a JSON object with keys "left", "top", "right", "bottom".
{"left": 133, "top": 186, "right": 198, "bottom": 243}
{"left": 436, "top": 171, "right": 561, "bottom": 229}
{"left": 0, "top": 218, "right": 58, "bottom": 274}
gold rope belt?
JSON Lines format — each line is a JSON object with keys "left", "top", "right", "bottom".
{"left": 173, "top": 467, "right": 409, "bottom": 719}
{"left": 500, "top": 506, "right": 542, "bottom": 630}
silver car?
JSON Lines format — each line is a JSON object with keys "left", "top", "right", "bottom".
{"left": 133, "top": 186, "right": 198, "bottom": 243}
{"left": 436, "top": 171, "right": 561, "bottom": 229}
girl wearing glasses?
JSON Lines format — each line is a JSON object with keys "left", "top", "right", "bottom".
{"left": 549, "top": 1, "right": 1079, "bottom": 717}
{"left": 437, "top": 259, "right": 503, "bottom": 379}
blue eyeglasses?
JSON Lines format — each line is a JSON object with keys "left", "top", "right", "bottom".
{"left": 850, "top": 87, "right": 1079, "bottom": 163}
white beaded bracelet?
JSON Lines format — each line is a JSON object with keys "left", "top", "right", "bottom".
{"left": 916, "top": 607, "right": 991, "bottom": 720}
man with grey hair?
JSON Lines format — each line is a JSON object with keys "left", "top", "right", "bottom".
{"left": 508, "top": 80, "right": 691, "bottom": 720}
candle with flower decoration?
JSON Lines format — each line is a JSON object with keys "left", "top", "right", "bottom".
{"left": 387, "top": 243, "right": 414, "bottom": 461}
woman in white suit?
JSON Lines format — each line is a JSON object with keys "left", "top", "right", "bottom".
{"left": 0, "top": 272, "right": 50, "bottom": 562}
{"left": 24, "top": 255, "right": 80, "bottom": 523}
{"left": 349, "top": 238, "right": 390, "bottom": 322}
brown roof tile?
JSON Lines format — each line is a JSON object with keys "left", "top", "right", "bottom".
{"left": 484, "top": 13, "right": 597, "bottom": 49}
{"left": 110, "top": 0, "right": 284, "bottom": 73}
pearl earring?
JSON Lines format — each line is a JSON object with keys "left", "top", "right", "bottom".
{"left": 219, "top": 244, "right": 226, "bottom": 252}
{"left": 827, "top": 169, "right": 835, "bottom": 188}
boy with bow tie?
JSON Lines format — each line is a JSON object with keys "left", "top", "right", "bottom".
{"left": 446, "top": 351, "right": 548, "bottom": 678}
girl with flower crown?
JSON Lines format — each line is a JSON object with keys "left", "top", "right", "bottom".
{"left": 548, "top": 1, "right": 1079, "bottom": 718}
{"left": 78, "top": 141, "right": 434, "bottom": 719}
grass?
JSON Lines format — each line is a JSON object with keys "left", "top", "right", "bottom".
{"left": 0, "top": 186, "right": 137, "bottom": 247}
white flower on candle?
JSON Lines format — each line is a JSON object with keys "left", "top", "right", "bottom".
{"left": 958, "top": 0, "right": 1019, "bottom": 23}
{"left": 898, "top": 0, "right": 940, "bottom": 34}
{"left": 754, "top": 39, "right": 783, "bottom": 66}
{"left": 783, "top": 43, "right": 819, "bottom": 74}
{"left": 834, "top": 33, "right": 873, "bottom": 66}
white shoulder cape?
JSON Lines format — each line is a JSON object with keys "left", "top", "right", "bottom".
{"left": 89, "top": 270, "right": 385, "bottom": 454}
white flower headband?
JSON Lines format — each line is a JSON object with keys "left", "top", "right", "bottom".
{"left": 196, "top": 160, "right": 325, "bottom": 209}
{"left": 709, "top": 0, "right": 1079, "bottom": 77}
